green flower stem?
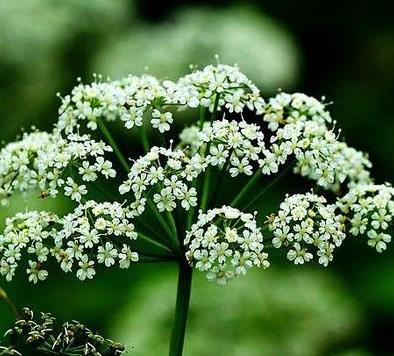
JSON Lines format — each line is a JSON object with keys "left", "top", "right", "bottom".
{"left": 208, "top": 148, "right": 234, "bottom": 208}
{"left": 146, "top": 199, "right": 179, "bottom": 251}
{"left": 186, "top": 208, "right": 194, "bottom": 232}
{"left": 138, "top": 256, "right": 174, "bottom": 263}
{"left": 199, "top": 168, "right": 211, "bottom": 212}
{"left": 159, "top": 132, "right": 167, "bottom": 148}
{"left": 186, "top": 180, "right": 198, "bottom": 231}
{"left": 37, "top": 347, "right": 59, "bottom": 355}
{"left": 0, "top": 288, "right": 20, "bottom": 319}
{"left": 157, "top": 182, "right": 179, "bottom": 239}
{"left": 169, "top": 261, "right": 193, "bottom": 356}
{"left": 135, "top": 249, "right": 171, "bottom": 260}
{"left": 230, "top": 170, "right": 262, "bottom": 207}
{"left": 198, "top": 106, "right": 205, "bottom": 129}
{"left": 138, "top": 126, "right": 150, "bottom": 153}
{"left": 135, "top": 219, "right": 176, "bottom": 251}
{"left": 230, "top": 160, "right": 295, "bottom": 210}
{"left": 211, "top": 94, "right": 220, "bottom": 122}
{"left": 98, "top": 119, "right": 178, "bottom": 253}
{"left": 137, "top": 231, "right": 174, "bottom": 255}
{"left": 186, "top": 106, "right": 208, "bottom": 231}
{"left": 91, "top": 180, "right": 117, "bottom": 201}
{"left": 166, "top": 211, "right": 178, "bottom": 240}
{"left": 241, "top": 161, "right": 295, "bottom": 211}
{"left": 151, "top": 182, "right": 179, "bottom": 256}
{"left": 198, "top": 93, "right": 220, "bottom": 213}
{"left": 97, "top": 119, "right": 130, "bottom": 174}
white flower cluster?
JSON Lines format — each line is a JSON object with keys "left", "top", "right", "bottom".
{"left": 0, "top": 130, "right": 115, "bottom": 205}
{"left": 0, "top": 131, "right": 52, "bottom": 205}
{"left": 289, "top": 124, "right": 369, "bottom": 189}
{"left": 183, "top": 119, "right": 266, "bottom": 177}
{"left": 1, "top": 62, "right": 391, "bottom": 288}
{"left": 184, "top": 206, "right": 269, "bottom": 285}
{"left": 178, "top": 124, "right": 204, "bottom": 147}
{"left": 268, "top": 192, "right": 345, "bottom": 266}
{"left": 0, "top": 211, "right": 59, "bottom": 283}
{"left": 263, "top": 92, "right": 332, "bottom": 130}
{"left": 334, "top": 142, "right": 372, "bottom": 189}
{"left": 57, "top": 74, "right": 180, "bottom": 134}
{"left": 119, "top": 146, "right": 204, "bottom": 213}
{"left": 178, "top": 92, "right": 371, "bottom": 187}
{"left": 57, "top": 64, "right": 266, "bottom": 135}
{"left": 177, "top": 64, "right": 265, "bottom": 114}
{"left": 0, "top": 201, "right": 138, "bottom": 283}
{"left": 263, "top": 92, "right": 372, "bottom": 189}
{"left": 338, "top": 183, "right": 393, "bottom": 252}
{"left": 55, "top": 201, "right": 138, "bottom": 280}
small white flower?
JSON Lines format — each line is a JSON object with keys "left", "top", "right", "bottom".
{"left": 64, "top": 177, "right": 87, "bottom": 202}
{"left": 287, "top": 243, "right": 313, "bottom": 265}
{"left": 179, "top": 188, "right": 198, "bottom": 210}
{"left": 77, "top": 255, "right": 96, "bottom": 281}
{"left": 27, "top": 242, "right": 49, "bottom": 263}
{"left": 95, "top": 157, "right": 116, "bottom": 178}
{"left": 153, "top": 188, "right": 176, "bottom": 212}
{"left": 78, "top": 161, "right": 97, "bottom": 182}
{"left": 367, "top": 231, "right": 391, "bottom": 253}
{"left": 79, "top": 229, "right": 100, "bottom": 248}
{"left": 151, "top": 110, "right": 173, "bottom": 133}
{"left": 118, "top": 244, "right": 139, "bottom": 269}
{"left": 224, "top": 227, "right": 238, "bottom": 243}
{"left": 97, "top": 242, "right": 118, "bottom": 267}
{"left": 66, "top": 241, "right": 84, "bottom": 259}
{"left": 272, "top": 226, "right": 293, "bottom": 248}
{"left": 27, "top": 261, "right": 48, "bottom": 284}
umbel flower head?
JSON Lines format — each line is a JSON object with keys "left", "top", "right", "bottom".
{"left": 0, "top": 307, "right": 125, "bottom": 356}
{"left": 0, "top": 129, "right": 115, "bottom": 206}
{"left": 180, "top": 119, "right": 266, "bottom": 177}
{"left": 0, "top": 62, "right": 392, "bottom": 286}
{"left": 268, "top": 192, "right": 345, "bottom": 266}
{"left": 185, "top": 206, "right": 269, "bottom": 285}
{"left": 56, "top": 64, "right": 265, "bottom": 135}
{"left": 337, "top": 183, "right": 394, "bottom": 252}
{"left": 119, "top": 145, "right": 203, "bottom": 214}
{"left": 263, "top": 92, "right": 372, "bottom": 190}
{"left": 0, "top": 201, "right": 138, "bottom": 283}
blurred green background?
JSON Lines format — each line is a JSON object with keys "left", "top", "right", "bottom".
{"left": 0, "top": 0, "right": 393, "bottom": 355}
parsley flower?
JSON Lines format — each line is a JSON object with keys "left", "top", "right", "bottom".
{"left": 185, "top": 206, "right": 269, "bottom": 284}
{"left": 338, "top": 183, "right": 394, "bottom": 252}
{"left": 268, "top": 192, "right": 346, "bottom": 266}
{"left": 0, "top": 201, "right": 138, "bottom": 282}
{"left": 0, "top": 130, "right": 115, "bottom": 205}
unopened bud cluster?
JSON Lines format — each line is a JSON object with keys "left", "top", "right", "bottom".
{"left": 0, "top": 308, "right": 125, "bottom": 355}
